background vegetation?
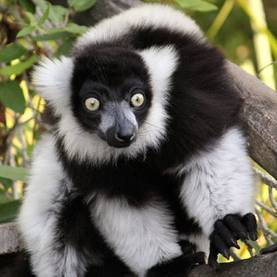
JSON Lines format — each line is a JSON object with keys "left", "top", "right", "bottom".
{"left": 0, "top": 0, "right": 276, "bottom": 261}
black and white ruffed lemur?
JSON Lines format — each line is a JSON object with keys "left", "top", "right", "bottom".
{"left": 18, "top": 4, "right": 257, "bottom": 277}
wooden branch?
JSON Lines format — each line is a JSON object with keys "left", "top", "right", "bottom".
{"left": 0, "top": 223, "right": 21, "bottom": 254}
{"left": 189, "top": 251, "right": 277, "bottom": 277}
{"left": 226, "top": 62, "right": 277, "bottom": 180}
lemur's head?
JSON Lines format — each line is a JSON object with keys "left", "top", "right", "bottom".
{"left": 33, "top": 43, "right": 178, "bottom": 162}
{"left": 71, "top": 47, "right": 152, "bottom": 148}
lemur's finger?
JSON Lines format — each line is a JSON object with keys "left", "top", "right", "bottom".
{"left": 208, "top": 244, "right": 219, "bottom": 269}
{"left": 214, "top": 220, "right": 240, "bottom": 249}
{"left": 211, "top": 233, "right": 230, "bottom": 259}
{"left": 242, "top": 213, "right": 258, "bottom": 241}
{"left": 224, "top": 215, "right": 248, "bottom": 240}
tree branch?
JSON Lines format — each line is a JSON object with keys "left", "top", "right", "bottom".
{"left": 226, "top": 62, "right": 277, "bottom": 180}
{"left": 189, "top": 251, "right": 277, "bottom": 277}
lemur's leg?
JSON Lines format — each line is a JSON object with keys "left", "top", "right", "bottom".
{"left": 176, "top": 128, "right": 257, "bottom": 265}
{"left": 18, "top": 135, "right": 91, "bottom": 277}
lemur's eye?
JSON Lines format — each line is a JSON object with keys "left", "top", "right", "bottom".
{"left": 84, "top": 97, "right": 100, "bottom": 111}
{"left": 130, "top": 93, "right": 145, "bottom": 108}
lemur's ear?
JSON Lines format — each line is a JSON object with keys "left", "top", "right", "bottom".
{"left": 139, "top": 46, "right": 178, "bottom": 96}
{"left": 32, "top": 56, "right": 73, "bottom": 114}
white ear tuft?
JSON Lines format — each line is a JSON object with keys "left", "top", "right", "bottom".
{"left": 139, "top": 46, "right": 179, "bottom": 98}
{"left": 136, "top": 46, "right": 179, "bottom": 149}
{"left": 32, "top": 56, "right": 73, "bottom": 114}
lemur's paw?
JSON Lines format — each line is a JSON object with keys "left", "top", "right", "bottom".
{"left": 226, "top": 213, "right": 258, "bottom": 241}
{"left": 208, "top": 213, "right": 257, "bottom": 268}
{"left": 146, "top": 252, "right": 205, "bottom": 277}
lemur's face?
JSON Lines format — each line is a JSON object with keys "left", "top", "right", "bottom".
{"left": 71, "top": 48, "right": 152, "bottom": 148}
{"left": 33, "top": 45, "right": 177, "bottom": 161}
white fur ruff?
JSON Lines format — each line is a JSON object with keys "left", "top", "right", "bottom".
{"left": 178, "top": 127, "right": 256, "bottom": 236}
{"left": 90, "top": 195, "right": 182, "bottom": 277}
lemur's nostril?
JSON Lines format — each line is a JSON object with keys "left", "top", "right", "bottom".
{"left": 115, "top": 132, "right": 135, "bottom": 143}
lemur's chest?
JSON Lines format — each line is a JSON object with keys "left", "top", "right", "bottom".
{"left": 90, "top": 195, "right": 182, "bottom": 277}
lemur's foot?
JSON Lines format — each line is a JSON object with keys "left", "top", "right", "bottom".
{"left": 208, "top": 213, "right": 257, "bottom": 268}
{"left": 147, "top": 251, "right": 205, "bottom": 277}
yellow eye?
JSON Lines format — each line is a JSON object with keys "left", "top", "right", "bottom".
{"left": 130, "top": 93, "right": 145, "bottom": 108}
{"left": 84, "top": 97, "right": 100, "bottom": 111}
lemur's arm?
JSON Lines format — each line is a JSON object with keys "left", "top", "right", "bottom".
{"left": 178, "top": 127, "right": 257, "bottom": 265}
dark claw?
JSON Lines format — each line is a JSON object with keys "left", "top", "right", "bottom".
{"left": 224, "top": 214, "right": 248, "bottom": 240}
{"left": 242, "top": 213, "right": 258, "bottom": 241}
{"left": 211, "top": 233, "right": 230, "bottom": 259}
{"left": 214, "top": 220, "right": 240, "bottom": 249}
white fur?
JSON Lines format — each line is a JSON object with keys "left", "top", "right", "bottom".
{"left": 178, "top": 127, "right": 256, "bottom": 236}
{"left": 138, "top": 46, "right": 179, "bottom": 150}
{"left": 32, "top": 57, "right": 73, "bottom": 116}
{"left": 76, "top": 4, "right": 204, "bottom": 50}
{"left": 18, "top": 135, "right": 87, "bottom": 277}
{"left": 90, "top": 195, "right": 182, "bottom": 277}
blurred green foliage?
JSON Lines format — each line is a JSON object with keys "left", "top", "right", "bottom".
{"left": 0, "top": 0, "right": 276, "bottom": 259}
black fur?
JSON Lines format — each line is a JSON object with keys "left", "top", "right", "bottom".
{"left": 0, "top": 252, "right": 34, "bottom": 277}
{"left": 146, "top": 251, "right": 205, "bottom": 277}
{"left": 71, "top": 47, "right": 152, "bottom": 134}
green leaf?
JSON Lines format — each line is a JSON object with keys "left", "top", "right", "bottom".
{"left": 56, "top": 37, "right": 75, "bottom": 56}
{"left": 32, "top": 23, "right": 87, "bottom": 41}
{"left": 17, "top": 25, "right": 36, "bottom": 38}
{"left": 0, "top": 177, "right": 13, "bottom": 190}
{"left": 32, "top": 29, "right": 70, "bottom": 41}
{"left": 68, "top": 0, "right": 96, "bottom": 12}
{"left": 25, "top": 11, "right": 37, "bottom": 25}
{"left": 0, "top": 165, "right": 28, "bottom": 182}
{"left": 19, "top": 0, "right": 36, "bottom": 13}
{"left": 38, "top": 3, "right": 50, "bottom": 26}
{"left": 35, "top": 0, "right": 68, "bottom": 22}
{"left": 0, "top": 200, "right": 21, "bottom": 223}
{"left": 0, "top": 81, "right": 26, "bottom": 114}
{"left": 64, "top": 23, "right": 88, "bottom": 34}
{"left": 0, "top": 189, "right": 11, "bottom": 205}
{"left": 0, "top": 55, "right": 38, "bottom": 76}
{"left": 49, "top": 4, "right": 69, "bottom": 24}
{"left": 0, "top": 43, "right": 27, "bottom": 63}
{"left": 175, "top": 0, "right": 217, "bottom": 12}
